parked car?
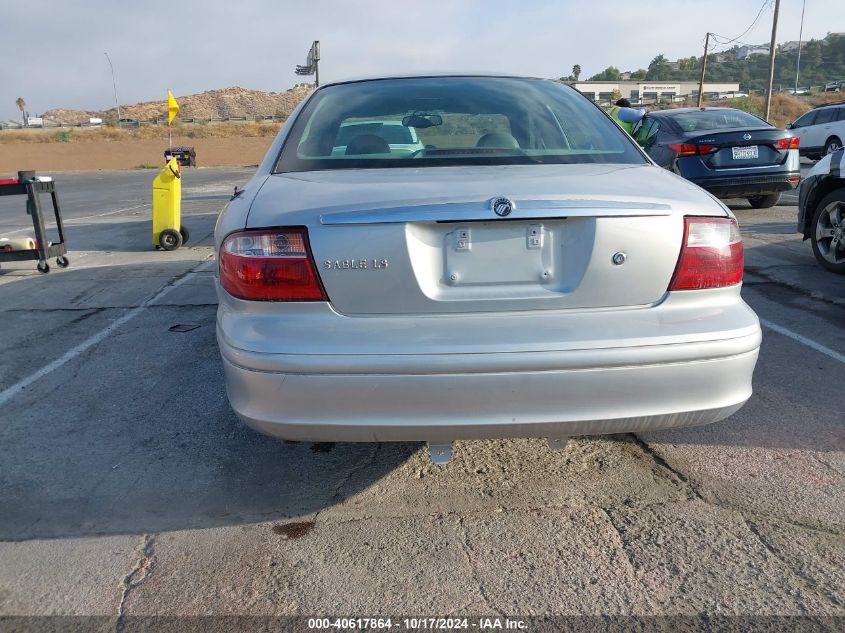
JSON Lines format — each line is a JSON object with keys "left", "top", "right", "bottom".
{"left": 717, "top": 92, "right": 750, "bottom": 100}
{"left": 787, "top": 101, "right": 845, "bottom": 159}
{"left": 118, "top": 118, "right": 140, "bottom": 128}
{"left": 330, "top": 120, "right": 424, "bottom": 157}
{"left": 634, "top": 107, "right": 800, "bottom": 208}
{"left": 824, "top": 80, "right": 844, "bottom": 92}
{"left": 797, "top": 148, "right": 845, "bottom": 273}
{"left": 215, "top": 74, "right": 761, "bottom": 463}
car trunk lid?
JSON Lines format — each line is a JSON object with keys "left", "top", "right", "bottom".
{"left": 247, "top": 164, "right": 720, "bottom": 315}
{"left": 685, "top": 127, "right": 794, "bottom": 169}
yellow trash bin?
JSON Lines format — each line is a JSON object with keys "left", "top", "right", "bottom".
{"left": 152, "top": 157, "right": 187, "bottom": 250}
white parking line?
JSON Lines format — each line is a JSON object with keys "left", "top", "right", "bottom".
{"left": 2, "top": 203, "right": 149, "bottom": 236}
{"left": 0, "top": 256, "right": 212, "bottom": 409}
{"left": 760, "top": 318, "right": 845, "bottom": 364}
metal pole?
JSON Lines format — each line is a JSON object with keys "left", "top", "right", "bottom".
{"left": 794, "top": 0, "right": 806, "bottom": 93}
{"left": 314, "top": 40, "right": 320, "bottom": 87}
{"left": 697, "top": 32, "right": 710, "bottom": 107}
{"left": 764, "top": 0, "right": 781, "bottom": 122}
{"left": 104, "top": 52, "right": 121, "bottom": 124}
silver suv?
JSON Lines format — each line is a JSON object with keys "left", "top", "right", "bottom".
{"left": 788, "top": 101, "right": 845, "bottom": 160}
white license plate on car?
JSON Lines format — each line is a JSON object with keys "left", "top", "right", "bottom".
{"left": 732, "top": 146, "right": 759, "bottom": 160}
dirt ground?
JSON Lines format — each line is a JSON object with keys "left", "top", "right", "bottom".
{"left": 0, "top": 137, "right": 274, "bottom": 173}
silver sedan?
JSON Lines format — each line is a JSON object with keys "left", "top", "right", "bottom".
{"left": 215, "top": 74, "right": 761, "bottom": 463}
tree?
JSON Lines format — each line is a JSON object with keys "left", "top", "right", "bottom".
{"left": 572, "top": 64, "right": 582, "bottom": 81}
{"left": 646, "top": 54, "right": 672, "bottom": 81}
{"left": 588, "top": 66, "right": 622, "bottom": 81}
{"left": 15, "top": 97, "right": 26, "bottom": 124}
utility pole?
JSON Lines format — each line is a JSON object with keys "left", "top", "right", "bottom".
{"left": 104, "top": 52, "right": 121, "bottom": 124}
{"left": 794, "top": 0, "right": 806, "bottom": 93}
{"left": 697, "top": 32, "right": 710, "bottom": 107}
{"left": 314, "top": 41, "right": 320, "bottom": 88}
{"left": 764, "top": 0, "right": 781, "bottom": 121}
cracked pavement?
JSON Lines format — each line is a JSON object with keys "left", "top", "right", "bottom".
{"left": 0, "top": 168, "right": 843, "bottom": 626}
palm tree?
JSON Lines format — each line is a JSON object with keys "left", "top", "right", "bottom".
{"left": 572, "top": 64, "right": 581, "bottom": 81}
{"left": 15, "top": 97, "right": 26, "bottom": 124}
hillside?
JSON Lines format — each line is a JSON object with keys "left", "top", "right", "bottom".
{"left": 42, "top": 85, "right": 313, "bottom": 124}
{"left": 578, "top": 32, "right": 845, "bottom": 92}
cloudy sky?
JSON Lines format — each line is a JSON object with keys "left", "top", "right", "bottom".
{"left": 1, "top": 0, "right": 840, "bottom": 119}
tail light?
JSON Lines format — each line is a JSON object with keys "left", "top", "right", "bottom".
{"left": 669, "top": 143, "right": 718, "bottom": 156}
{"left": 219, "top": 228, "right": 327, "bottom": 301}
{"left": 669, "top": 217, "right": 744, "bottom": 290}
{"left": 774, "top": 137, "right": 800, "bottom": 150}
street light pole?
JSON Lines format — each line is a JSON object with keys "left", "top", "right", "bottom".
{"left": 794, "top": 0, "right": 806, "bottom": 94}
{"left": 104, "top": 52, "right": 121, "bottom": 124}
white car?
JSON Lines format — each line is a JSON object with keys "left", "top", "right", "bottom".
{"left": 797, "top": 148, "right": 845, "bottom": 273}
{"left": 788, "top": 102, "right": 845, "bottom": 159}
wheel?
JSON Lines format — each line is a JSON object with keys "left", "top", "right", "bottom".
{"left": 158, "top": 228, "right": 183, "bottom": 251}
{"left": 179, "top": 225, "right": 190, "bottom": 246}
{"left": 56, "top": 255, "right": 69, "bottom": 268}
{"left": 37, "top": 260, "right": 50, "bottom": 274}
{"left": 810, "top": 190, "right": 845, "bottom": 274}
{"left": 748, "top": 193, "right": 781, "bottom": 209}
{"left": 824, "top": 137, "right": 842, "bottom": 156}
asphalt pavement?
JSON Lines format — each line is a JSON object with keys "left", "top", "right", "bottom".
{"left": 0, "top": 167, "right": 843, "bottom": 629}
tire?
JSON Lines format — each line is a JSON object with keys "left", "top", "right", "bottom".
{"left": 824, "top": 136, "right": 842, "bottom": 156}
{"left": 810, "top": 190, "right": 845, "bottom": 274}
{"left": 37, "top": 260, "right": 50, "bottom": 274}
{"left": 158, "top": 228, "right": 183, "bottom": 251}
{"left": 179, "top": 225, "right": 189, "bottom": 246}
{"left": 748, "top": 193, "right": 781, "bottom": 209}
{"left": 56, "top": 255, "right": 69, "bottom": 268}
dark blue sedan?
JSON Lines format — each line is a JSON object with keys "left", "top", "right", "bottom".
{"left": 633, "top": 107, "right": 801, "bottom": 208}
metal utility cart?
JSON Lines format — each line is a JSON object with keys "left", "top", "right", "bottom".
{"left": 0, "top": 170, "right": 69, "bottom": 273}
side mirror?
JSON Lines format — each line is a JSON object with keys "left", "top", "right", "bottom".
{"left": 785, "top": 123, "right": 793, "bottom": 129}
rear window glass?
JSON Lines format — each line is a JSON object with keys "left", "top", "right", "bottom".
{"left": 667, "top": 110, "right": 770, "bottom": 132}
{"left": 274, "top": 76, "right": 646, "bottom": 172}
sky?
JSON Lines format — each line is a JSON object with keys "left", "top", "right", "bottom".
{"left": 1, "top": 0, "right": 841, "bottom": 120}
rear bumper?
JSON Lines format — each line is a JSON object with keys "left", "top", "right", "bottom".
{"left": 689, "top": 172, "right": 801, "bottom": 198}
{"left": 221, "top": 348, "right": 758, "bottom": 442}
{"left": 218, "top": 289, "right": 762, "bottom": 442}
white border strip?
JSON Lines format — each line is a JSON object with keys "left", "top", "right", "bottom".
{"left": 760, "top": 318, "right": 845, "bottom": 364}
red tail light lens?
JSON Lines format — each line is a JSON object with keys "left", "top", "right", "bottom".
{"left": 669, "top": 143, "right": 718, "bottom": 156}
{"left": 669, "top": 217, "right": 744, "bottom": 291}
{"left": 669, "top": 143, "right": 697, "bottom": 156}
{"left": 219, "top": 228, "right": 327, "bottom": 301}
{"left": 774, "top": 137, "right": 800, "bottom": 150}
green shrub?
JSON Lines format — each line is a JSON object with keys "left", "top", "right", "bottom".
{"left": 54, "top": 129, "right": 74, "bottom": 143}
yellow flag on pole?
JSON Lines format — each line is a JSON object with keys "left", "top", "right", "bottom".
{"left": 167, "top": 90, "right": 180, "bottom": 124}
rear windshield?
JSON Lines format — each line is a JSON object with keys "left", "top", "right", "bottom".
{"left": 666, "top": 109, "right": 770, "bottom": 132}
{"left": 274, "top": 77, "right": 646, "bottom": 172}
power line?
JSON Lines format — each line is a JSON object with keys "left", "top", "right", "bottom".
{"left": 710, "top": 0, "right": 773, "bottom": 47}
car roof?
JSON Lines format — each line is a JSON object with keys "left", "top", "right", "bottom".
{"left": 812, "top": 100, "right": 845, "bottom": 109}
{"left": 319, "top": 72, "right": 548, "bottom": 88}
